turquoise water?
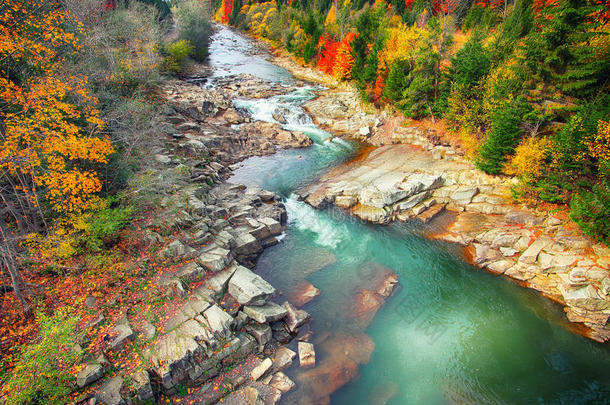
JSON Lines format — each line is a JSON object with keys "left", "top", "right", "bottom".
{"left": 210, "top": 26, "right": 610, "bottom": 405}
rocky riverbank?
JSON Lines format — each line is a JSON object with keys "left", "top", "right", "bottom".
{"left": 74, "top": 74, "right": 324, "bottom": 405}
{"left": 272, "top": 50, "right": 610, "bottom": 344}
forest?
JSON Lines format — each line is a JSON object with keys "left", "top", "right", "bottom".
{"left": 219, "top": 0, "right": 610, "bottom": 243}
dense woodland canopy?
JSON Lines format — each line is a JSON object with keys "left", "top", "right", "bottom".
{"left": 221, "top": 0, "right": 609, "bottom": 243}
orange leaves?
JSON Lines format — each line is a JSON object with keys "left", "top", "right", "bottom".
{"left": 333, "top": 32, "right": 356, "bottom": 80}
{"left": 0, "top": 2, "right": 113, "bottom": 215}
{"left": 317, "top": 33, "right": 357, "bottom": 80}
{"left": 317, "top": 35, "right": 340, "bottom": 75}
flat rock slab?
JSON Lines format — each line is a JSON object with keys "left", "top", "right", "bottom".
{"left": 250, "top": 357, "right": 273, "bottom": 381}
{"left": 228, "top": 266, "right": 276, "bottom": 305}
{"left": 77, "top": 363, "right": 104, "bottom": 388}
{"left": 244, "top": 302, "right": 288, "bottom": 323}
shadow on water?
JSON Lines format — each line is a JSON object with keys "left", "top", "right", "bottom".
{"left": 208, "top": 25, "right": 610, "bottom": 405}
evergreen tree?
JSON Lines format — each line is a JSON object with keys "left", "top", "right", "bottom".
{"left": 476, "top": 99, "right": 529, "bottom": 174}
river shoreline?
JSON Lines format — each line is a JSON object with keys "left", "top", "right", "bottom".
{"left": 266, "top": 45, "right": 610, "bottom": 343}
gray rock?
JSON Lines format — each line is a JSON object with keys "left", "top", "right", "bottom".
{"left": 131, "top": 370, "right": 154, "bottom": 401}
{"left": 146, "top": 331, "right": 202, "bottom": 390}
{"left": 96, "top": 377, "right": 124, "bottom": 405}
{"left": 109, "top": 323, "right": 134, "bottom": 351}
{"left": 77, "top": 363, "right": 105, "bottom": 388}
{"left": 518, "top": 236, "right": 553, "bottom": 264}
{"left": 451, "top": 187, "right": 479, "bottom": 204}
{"left": 198, "top": 247, "right": 232, "bottom": 272}
{"left": 282, "top": 302, "right": 311, "bottom": 332}
{"left": 176, "top": 262, "right": 205, "bottom": 283}
{"left": 235, "top": 233, "right": 261, "bottom": 256}
{"left": 155, "top": 154, "right": 171, "bottom": 164}
{"left": 246, "top": 323, "right": 272, "bottom": 347}
{"left": 228, "top": 266, "right": 276, "bottom": 305}
{"left": 259, "top": 217, "right": 282, "bottom": 236}
{"left": 178, "top": 319, "right": 216, "bottom": 347}
{"left": 206, "top": 264, "right": 238, "bottom": 295}
{"left": 394, "top": 191, "right": 429, "bottom": 211}
{"left": 269, "top": 371, "right": 295, "bottom": 393}
{"left": 250, "top": 358, "right": 273, "bottom": 381}
{"left": 203, "top": 304, "right": 234, "bottom": 338}
{"left": 161, "top": 239, "right": 195, "bottom": 259}
{"left": 244, "top": 302, "right": 288, "bottom": 323}
{"left": 273, "top": 347, "right": 296, "bottom": 371}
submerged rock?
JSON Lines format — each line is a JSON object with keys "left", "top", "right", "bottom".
{"left": 295, "top": 333, "right": 374, "bottom": 404}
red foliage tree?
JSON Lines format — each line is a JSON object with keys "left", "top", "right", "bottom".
{"left": 222, "top": 0, "right": 233, "bottom": 23}
{"left": 317, "top": 35, "right": 340, "bottom": 75}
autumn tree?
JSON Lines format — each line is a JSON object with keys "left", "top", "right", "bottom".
{"left": 0, "top": 0, "right": 113, "bottom": 311}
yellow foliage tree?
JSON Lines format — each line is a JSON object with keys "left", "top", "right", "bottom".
{"left": 506, "top": 136, "right": 551, "bottom": 181}
{"left": 377, "top": 21, "right": 422, "bottom": 72}
{"left": 325, "top": 3, "right": 337, "bottom": 25}
{"left": 583, "top": 120, "right": 610, "bottom": 164}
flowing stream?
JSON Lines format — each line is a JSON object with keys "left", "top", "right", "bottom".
{"left": 208, "top": 26, "right": 610, "bottom": 404}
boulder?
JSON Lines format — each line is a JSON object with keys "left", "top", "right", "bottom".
{"left": 451, "top": 187, "right": 479, "bottom": 204}
{"left": 198, "top": 248, "right": 232, "bottom": 272}
{"left": 283, "top": 302, "right": 311, "bottom": 332}
{"left": 109, "top": 323, "right": 134, "bottom": 351}
{"left": 235, "top": 233, "right": 261, "bottom": 256}
{"left": 259, "top": 217, "right": 282, "bottom": 236}
{"left": 131, "top": 370, "right": 154, "bottom": 401}
{"left": 269, "top": 372, "right": 295, "bottom": 393}
{"left": 76, "top": 363, "right": 104, "bottom": 388}
{"left": 203, "top": 304, "right": 234, "bottom": 338}
{"left": 273, "top": 346, "right": 297, "bottom": 371}
{"left": 251, "top": 358, "right": 273, "bottom": 381}
{"left": 176, "top": 262, "right": 205, "bottom": 283}
{"left": 298, "top": 342, "right": 315, "bottom": 368}
{"left": 246, "top": 323, "right": 272, "bottom": 347}
{"left": 244, "top": 302, "right": 288, "bottom": 323}
{"left": 228, "top": 266, "right": 276, "bottom": 305}
{"left": 161, "top": 240, "right": 195, "bottom": 259}
{"left": 560, "top": 284, "right": 610, "bottom": 311}
{"left": 206, "top": 264, "right": 238, "bottom": 295}
{"left": 96, "top": 377, "right": 125, "bottom": 405}
{"left": 294, "top": 333, "right": 374, "bottom": 404}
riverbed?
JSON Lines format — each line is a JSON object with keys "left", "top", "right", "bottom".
{"left": 208, "top": 25, "right": 610, "bottom": 405}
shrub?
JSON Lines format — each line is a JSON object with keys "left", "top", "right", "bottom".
{"left": 2, "top": 309, "right": 83, "bottom": 405}
{"left": 176, "top": 0, "right": 213, "bottom": 62}
{"left": 74, "top": 202, "right": 134, "bottom": 252}
{"left": 162, "top": 39, "right": 195, "bottom": 74}
{"left": 570, "top": 182, "right": 610, "bottom": 244}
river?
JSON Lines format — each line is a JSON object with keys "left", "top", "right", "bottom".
{"left": 207, "top": 26, "right": 610, "bottom": 405}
